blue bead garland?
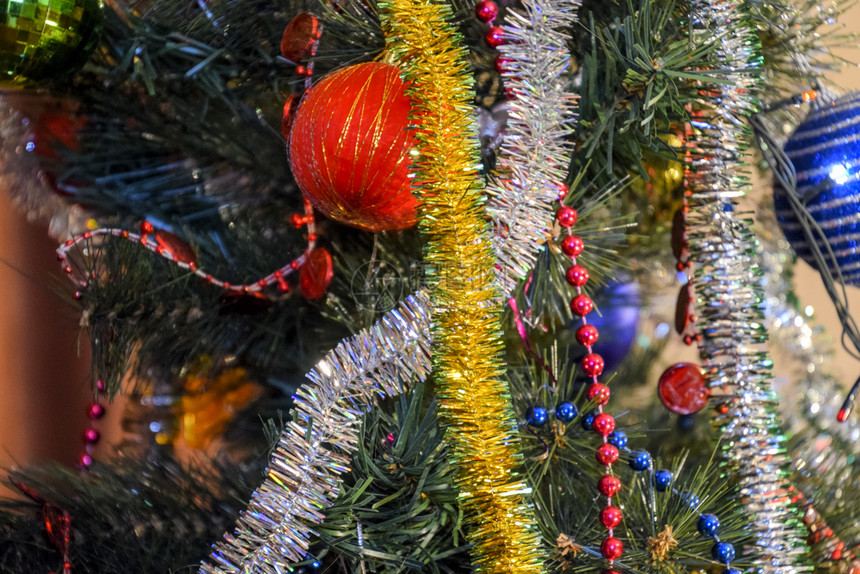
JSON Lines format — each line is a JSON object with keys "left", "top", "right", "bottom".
{"left": 711, "top": 541, "right": 736, "bottom": 563}
{"left": 697, "top": 514, "right": 720, "bottom": 537}
{"left": 581, "top": 409, "right": 598, "bottom": 431}
{"left": 607, "top": 430, "right": 628, "bottom": 449}
{"left": 654, "top": 469, "right": 673, "bottom": 492}
{"left": 526, "top": 405, "right": 549, "bottom": 426}
{"left": 628, "top": 449, "right": 651, "bottom": 472}
{"left": 555, "top": 401, "right": 578, "bottom": 423}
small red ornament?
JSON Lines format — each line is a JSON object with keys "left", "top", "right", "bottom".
{"left": 675, "top": 284, "right": 691, "bottom": 334}
{"left": 588, "top": 383, "right": 611, "bottom": 405}
{"left": 557, "top": 206, "right": 578, "bottom": 227}
{"left": 582, "top": 353, "right": 605, "bottom": 377}
{"left": 495, "top": 56, "right": 512, "bottom": 74}
{"left": 561, "top": 235, "right": 584, "bottom": 257}
{"left": 154, "top": 229, "right": 197, "bottom": 268}
{"left": 596, "top": 443, "right": 619, "bottom": 465}
{"left": 601, "top": 536, "right": 624, "bottom": 560}
{"left": 474, "top": 0, "right": 498, "bottom": 23}
{"left": 299, "top": 247, "right": 334, "bottom": 300}
{"left": 592, "top": 413, "right": 615, "bottom": 436}
{"left": 556, "top": 182, "right": 569, "bottom": 201}
{"left": 570, "top": 294, "right": 593, "bottom": 316}
{"left": 658, "top": 362, "right": 709, "bottom": 415}
{"left": 566, "top": 264, "right": 589, "bottom": 287}
{"left": 484, "top": 26, "right": 506, "bottom": 47}
{"left": 598, "top": 475, "right": 622, "bottom": 497}
{"left": 289, "top": 62, "right": 418, "bottom": 232}
{"left": 280, "top": 12, "right": 321, "bottom": 62}
{"left": 576, "top": 324, "right": 599, "bottom": 347}
{"left": 600, "top": 506, "right": 623, "bottom": 529}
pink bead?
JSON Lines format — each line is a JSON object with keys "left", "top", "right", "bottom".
{"left": 596, "top": 443, "right": 619, "bottom": 465}
{"left": 582, "top": 353, "right": 605, "bottom": 377}
{"left": 484, "top": 26, "right": 505, "bottom": 47}
{"left": 566, "top": 264, "right": 589, "bottom": 287}
{"left": 570, "top": 294, "right": 593, "bottom": 317}
{"left": 78, "top": 453, "right": 94, "bottom": 468}
{"left": 475, "top": 0, "right": 498, "bottom": 23}
{"left": 83, "top": 428, "right": 100, "bottom": 444}
{"left": 600, "top": 506, "right": 623, "bottom": 529}
{"left": 561, "top": 235, "right": 584, "bottom": 257}
{"left": 576, "top": 324, "right": 599, "bottom": 347}
{"left": 592, "top": 413, "right": 615, "bottom": 436}
{"left": 87, "top": 403, "right": 106, "bottom": 419}
{"left": 588, "top": 383, "right": 611, "bottom": 405}
{"left": 556, "top": 206, "right": 578, "bottom": 227}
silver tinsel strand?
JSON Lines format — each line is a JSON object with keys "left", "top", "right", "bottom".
{"left": 199, "top": 292, "right": 433, "bottom": 573}
{"left": 684, "top": 1, "right": 809, "bottom": 571}
{"left": 486, "top": 0, "right": 578, "bottom": 297}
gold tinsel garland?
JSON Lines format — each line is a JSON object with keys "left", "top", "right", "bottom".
{"left": 379, "top": 1, "right": 544, "bottom": 571}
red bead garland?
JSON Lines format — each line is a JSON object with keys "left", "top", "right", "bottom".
{"left": 557, "top": 205, "right": 624, "bottom": 569}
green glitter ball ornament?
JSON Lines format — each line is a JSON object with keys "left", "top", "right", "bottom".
{"left": 0, "top": 0, "right": 101, "bottom": 85}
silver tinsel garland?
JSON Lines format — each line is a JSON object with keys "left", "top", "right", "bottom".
{"left": 684, "top": 0, "right": 809, "bottom": 571}
{"left": 199, "top": 292, "right": 433, "bottom": 573}
{"left": 486, "top": 0, "right": 578, "bottom": 297}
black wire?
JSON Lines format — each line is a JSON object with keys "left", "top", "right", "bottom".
{"left": 750, "top": 113, "right": 860, "bottom": 422}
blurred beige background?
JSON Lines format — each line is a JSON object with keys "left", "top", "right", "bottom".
{"left": 0, "top": 7, "right": 858, "bottom": 487}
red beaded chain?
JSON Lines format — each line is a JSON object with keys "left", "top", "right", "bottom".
{"left": 58, "top": 197, "right": 319, "bottom": 297}
{"left": 558, "top": 195, "right": 624, "bottom": 570}
{"left": 79, "top": 379, "right": 106, "bottom": 469}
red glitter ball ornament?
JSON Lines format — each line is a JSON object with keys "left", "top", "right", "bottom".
{"left": 600, "top": 506, "right": 623, "bottom": 529}
{"left": 484, "top": 26, "right": 505, "bottom": 47}
{"left": 598, "top": 475, "right": 622, "bottom": 497}
{"left": 596, "top": 443, "right": 620, "bottom": 465}
{"left": 557, "top": 206, "right": 578, "bottom": 227}
{"left": 601, "top": 536, "right": 624, "bottom": 560}
{"left": 566, "top": 264, "right": 589, "bottom": 287}
{"left": 576, "top": 324, "right": 599, "bottom": 347}
{"left": 592, "top": 413, "right": 615, "bottom": 436}
{"left": 474, "top": 0, "right": 498, "bottom": 23}
{"left": 657, "top": 362, "right": 710, "bottom": 415}
{"left": 561, "top": 235, "right": 584, "bottom": 257}
{"left": 300, "top": 248, "right": 334, "bottom": 300}
{"left": 570, "top": 294, "right": 594, "bottom": 316}
{"left": 289, "top": 62, "right": 418, "bottom": 232}
{"left": 582, "top": 353, "right": 605, "bottom": 377}
{"left": 588, "top": 383, "right": 611, "bottom": 405}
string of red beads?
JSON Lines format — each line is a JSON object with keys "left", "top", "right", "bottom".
{"left": 79, "top": 379, "right": 105, "bottom": 469}
{"left": 558, "top": 194, "right": 624, "bottom": 570}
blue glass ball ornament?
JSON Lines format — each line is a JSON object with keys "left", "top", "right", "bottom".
{"left": 679, "top": 490, "right": 700, "bottom": 508}
{"left": 607, "top": 430, "right": 628, "bottom": 449}
{"left": 526, "top": 406, "right": 549, "bottom": 426}
{"left": 654, "top": 469, "right": 673, "bottom": 492}
{"left": 774, "top": 92, "right": 860, "bottom": 285}
{"left": 555, "top": 401, "right": 578, "bottom": 423}
{"left": 581, "top": 409, "right": 598, "bottom": 431}
{"left": 711, "top": 542, "right": 736, "bottom": 563}
{"left": 697, "top": 514, "right": 721, "bottom": 537}
{"left": 628, "top": 449, "right": 651, "bottom": 472}
{"left": 574, "top": 280, "right": 640, "bottom": 372}
{"left": 678, "top": 414, "right": 695, "bottom": 431}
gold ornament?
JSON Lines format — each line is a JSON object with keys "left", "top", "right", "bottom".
{"left": 380, "top": 0, "right": 544, "bottom": 571}
{"left": 647, "top": 524, "right": 679, "bottom": 563}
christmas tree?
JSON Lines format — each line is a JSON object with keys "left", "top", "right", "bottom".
{"left": 0, "top": 0, "right": 859, "bottom": 572}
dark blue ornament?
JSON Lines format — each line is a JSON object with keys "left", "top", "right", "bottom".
{"left": 628, "top": 449, "right": 651, "bottom": 472}
{"left": 678, "top": 414, "right": 695, "bottom": 431}
{"left": 679, "top": 490, "right": 700, "bottom": 508}
{"left": 711, "top": 542, "right": 736, "bottom": 563}
{"left": 654, "top": 469, "right": 673, "bottom": 492}
{"left": 722, "top": 569, "right": 742, "bottom": 574}
{"left": 697, "top": 514, "right": 720, "bottom": 537}
{"left": 526, "top": 406, "right": 549, "bottom": 426}
{"left": 774, "top": 92, "right": 860, "bottom": 285}
{"left": 581, "top": 409, "right": 598, "bottom": 431}
{"left": 608, "top": 431, "right": 628, "bottom": 449}
{"left": 555, "top": 401, "right": 578, "bottom": 423}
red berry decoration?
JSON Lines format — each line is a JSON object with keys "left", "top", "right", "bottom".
{"left": 484, "top": 26, "right": 505, "bottom": 47}
{"left": 556, "top": 206, "right": 578, "bottom": 227}
{"left": 299, "top": 248, "right": 334, "bottom": 300}
{"left": 601, "top": 537, "right": 624, "bottom": 560}
{"left": 596, "top": 443, "right": 620, "bottom": 465}
{"left": 592, "top": 413, "right": 615, "bottom": 436}
{"left": 570, "top": 294, "right": 594, "bottom": 316}
{"left": 588, "top": 383, "right": 611, "bottom": 405}
{"left": 576, "top": 324, "right": 599, "bottom": 347}
{"left": 600, "top": 506, "right": 623, "bottom": 529}
{"left": 280, "top": 12, "right": 322, "bottom": 62}
{"left": 598, "top": 475, "right": 622, "bottom": 497}
{"left": 565, "top": 264, "right": 589, "bottom": 287}
{"left": 289, "top": 63, "right": 418, "bottom": 232}
{"left": 561, "top": 235, "right": 584, "bottom": 257}
{"left": 582, "top": 353, "right": 605, "bottom": 377}
{"left": 474, "top": 0, "right": 498, "bottom": 23}
{"left": 658, "top": 362, "right": 710, "bottom": 415}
